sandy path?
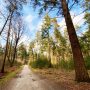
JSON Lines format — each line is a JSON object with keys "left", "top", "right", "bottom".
{"left": 1, "top": 65, "right": 66, "bottom": 90}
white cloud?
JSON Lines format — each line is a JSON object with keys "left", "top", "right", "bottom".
{"left": 18, "top": 35, "right": 31, "bottom": 47}
{"left": 24, "top": 15, "right": 33, "bottom": 24}
{"left": 23, "top": 14, "right": 41, "bottom": 33}
{"left": 59, "top": 12, "right": 85, "bottom": 31}
{"left": 19, "top": 15, "right": 42, "bottom": 48}
{"left": 73, "top": 13, "right": 85, "bottom": 26}
{"left": 23, "top": 14, "right": 35, "bottom": 32}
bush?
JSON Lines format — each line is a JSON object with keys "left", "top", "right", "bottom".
{"left": 30, "top": 57, "right": 52, "bottom": 69}
{"left": 85, "top": 56, "right": 90, "bottom": 70}
{"left": 58, "top": 56, "right": 90, "bottom": 70}
{"left": 59, "top": 59, "right": 74, "bottom": 70}
{"left": 59, "top": 60, "right": 67, "bottom": 69}
{"left": 30, "top": 56, "right": 90, "bottom": 70}
{"left": 67, "top": 59, "right": 74, "bottom": 70}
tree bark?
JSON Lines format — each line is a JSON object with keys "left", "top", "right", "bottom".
{"left": 61, "top": 0, "right": 90, "bottom": 82}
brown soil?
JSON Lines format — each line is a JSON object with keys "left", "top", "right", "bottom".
{"left": 33, "top": 68, "right": 90, "bottom": 90}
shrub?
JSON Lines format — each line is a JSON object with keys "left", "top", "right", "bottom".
{"left": 67, "top": 59, "right": 74, "bottom": 70}
{"left": 59, "top": 60, "right": 68, "bottom": 69}
{"left": 85, "top": 56, "right": 90, "bottom": 70}
{"left": 30, "top": 57, "right": 52, "bottom": 69}
{"left": 59, "top": 59, "right": 74, "bottom": 70}
{"left": 58, "top": 56, "right": 90, "bottom": 70}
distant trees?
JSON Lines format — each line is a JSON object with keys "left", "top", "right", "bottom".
{"left": 29, "top": 41, "right": 35, "bottom": 61}
{"left": 18, "top": 44, "right": 28, "bottom": 64}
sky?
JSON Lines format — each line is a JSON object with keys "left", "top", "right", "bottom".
{"left": 0, "top": 0, "right": 87, "bottom": 48}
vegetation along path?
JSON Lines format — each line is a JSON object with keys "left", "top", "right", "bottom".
{"left": 1, "top": 65, "right": 66, "bottom": 90}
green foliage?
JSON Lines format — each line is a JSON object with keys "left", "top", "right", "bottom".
{"left": 67, "top": 59, "right": 74, "bottom": 70}
{"left": 31, "top": 0, "right": 79, "bottom": 15}
{"left": 0, "top": 48, "right": 3, "bottom": 56}
{"left": 79, "top": 29, "right": 90, "bottom": 57}
{"left": 58, "top": 56, "right": 90, "bottom": 70}
{"left": 13, "top": 61, "right": 22, "bottom": 67}
{"left": 41, "top": 14, "right": 51, "bottom": 39}
{"left": 30, "top": 57, "right": 52, "bottom": 69}
{"left": 85, "top": 56, "right": 90, "bottom": 70}
{"left": 84, "top": 13, "right": 90, "bottom": 29}
{"left": 59, "top": 59, "right": 74, "bottom": 70}
{"left": 18, "top": 43, "right": 28, "bottom": 62}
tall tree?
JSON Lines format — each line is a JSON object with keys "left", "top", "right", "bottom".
{"left": 1, "top": 0, "right": 25, "bottom": 72}
{"left": 1, "top": 11, "right": 13, "bottom": 73}
{"left": 52, "top": 18, "right": 67, "bottom": 61}
{"left": 0, "top": 0, "right": 27, "bottom": 35}
{"left": 31, "top": 0, "right": 90, "bottom": 82}
{"left": 29, "top": 41, "right": 35, "bottom": 61}
{"left": 41, "top": 14, "right": 52, "bottom": 66}
{"left": 11, "top": 18, "right": 24, "bottom": 67}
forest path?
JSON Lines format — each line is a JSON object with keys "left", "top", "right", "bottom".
{"left": 1, "top": 65, "right": 66, "bottom": 90}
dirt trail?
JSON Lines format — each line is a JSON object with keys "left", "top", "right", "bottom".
{"left": 1, "top": 65, "right": 66, "bottom": 90}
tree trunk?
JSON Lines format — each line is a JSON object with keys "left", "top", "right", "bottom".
{"left": 11, "top": 39, "right": 18, "bottom": 67}
{"left": 7, "top": 39, "right": 13, "bottom": 66}
{"left": 48, "top": 31, "right": 52, "bottom": 67}
{"left": 1, "top": 12, "right": 13, "bottom": 73}
{"left": 0, "top": 13, "right": 10, "bottom": 35}
{"left": 61, "top": 0, "right": 90, "bottom": 82}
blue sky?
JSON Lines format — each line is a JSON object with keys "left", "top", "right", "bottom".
{"left": 0, "top": 0, "right": 87, "bottom": 47}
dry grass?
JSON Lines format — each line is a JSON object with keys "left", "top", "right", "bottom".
{"left": 33, "top": 68, "right": 90, "bottom": 90}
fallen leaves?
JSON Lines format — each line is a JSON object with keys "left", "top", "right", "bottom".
{"left": 33, "top": 68, "right": 90, "bottom": 90}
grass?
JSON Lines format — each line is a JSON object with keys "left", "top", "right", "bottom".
{"left": 0, "top": 66, "right": 23, "bottom": 86}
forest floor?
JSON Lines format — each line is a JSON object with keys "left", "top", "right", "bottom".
{"left": 33, "top": 68, "right": 90, "bottom": 90}
{"left": 0, "top": 66, "right": 22, "bottom": 89}
{"left": 0, "top": 65, "right": 90, "bottom": 90}
{"left": 0, "top": 65, "right": 66, "bottom": 90}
